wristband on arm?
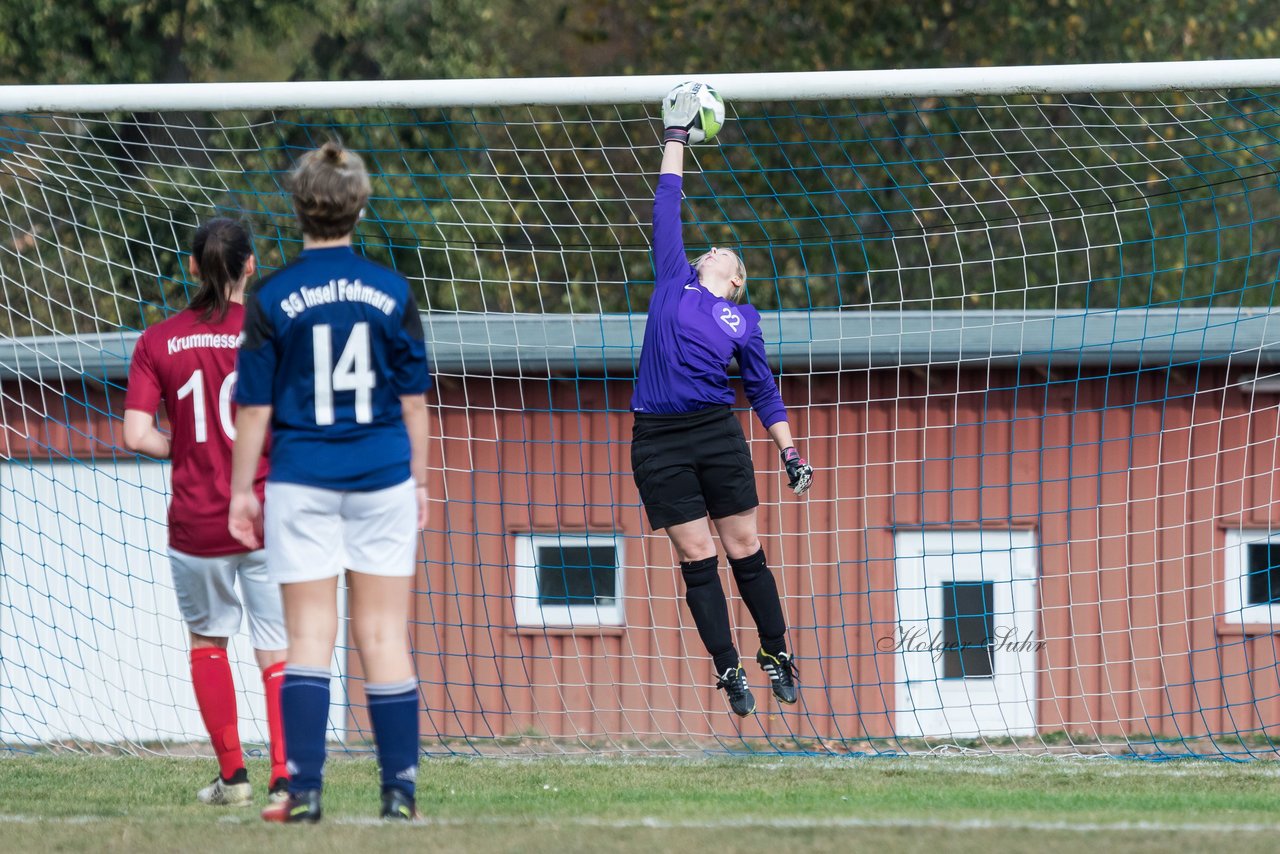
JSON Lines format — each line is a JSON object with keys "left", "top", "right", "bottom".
{"left": 663, "top": 127, "right": 690, "bottom": 145}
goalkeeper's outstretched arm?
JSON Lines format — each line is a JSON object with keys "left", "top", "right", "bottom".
{"left": 659, "top": 84, "right": 700, "bottom": 178}
{"left": 660, "top": 138, "right": 685, "bottom": 178}
{"left": 650, "top": 83, "right": 706, "bottom": 283}
{"left": 652, "top": 143, "right": 688, "bottom": 285}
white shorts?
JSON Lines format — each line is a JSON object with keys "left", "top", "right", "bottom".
{"left": 264, "top": 479, "right": 419, "bottom": 584}
{"left": 168, "top": 548, "right": 287, "bottom": 651}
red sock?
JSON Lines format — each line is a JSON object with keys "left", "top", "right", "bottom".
{"left": 262, "top": 661, "right": 288, "bottom": 784}
{"left": 190, "top": 647, "right": 242, "bottom": 780}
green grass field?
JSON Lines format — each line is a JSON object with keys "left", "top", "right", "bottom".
{"left": 1, "top": 754, "right": 1277, "bottom": 853}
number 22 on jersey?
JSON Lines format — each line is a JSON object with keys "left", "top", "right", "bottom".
{"left": 313, "top": 322, "right": 376, "bottom": 426}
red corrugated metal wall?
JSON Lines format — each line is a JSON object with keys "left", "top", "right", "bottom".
{"left": 6, "top": 364, "right": 1280, "bottom": 746}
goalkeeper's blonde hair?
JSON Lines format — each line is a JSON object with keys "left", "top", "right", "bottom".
{"left": 289, "top": 140, "right": 371, "bottom": 240}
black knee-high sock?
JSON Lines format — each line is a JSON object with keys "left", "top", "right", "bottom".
{"left": 680, "top": 556, "right": 739, "bottom": 673}
{"left": 729, "top": 549, "right": 788, "bottom": 656}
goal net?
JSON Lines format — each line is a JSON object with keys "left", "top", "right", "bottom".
{"left": 4, "top": 61, "right": 1280, "bottom": 757}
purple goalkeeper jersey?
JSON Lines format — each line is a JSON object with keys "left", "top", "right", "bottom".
{"left": 630, "top": 173, "right": 788, "bottom": 429}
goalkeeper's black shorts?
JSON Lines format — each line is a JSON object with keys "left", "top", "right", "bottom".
{"left": 630, "top": 405, "right": 759, "bottom": 530}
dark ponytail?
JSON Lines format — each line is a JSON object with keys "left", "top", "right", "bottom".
{"left": 188, "top": 218, "right": 253, "bottom": 323}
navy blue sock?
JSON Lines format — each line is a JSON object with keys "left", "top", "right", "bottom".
{"left": 281, "top": 665, "right": 331, "bottom": 795}
{"left": 366, "top": 679, "right": 420, "bottom": 798}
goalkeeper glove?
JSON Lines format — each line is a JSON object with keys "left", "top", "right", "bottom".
{"left": 781, "top": 447, "right": 813, "bottom": 496}
{"left": 662, "top": 82, "right": 700, "bottom": 145}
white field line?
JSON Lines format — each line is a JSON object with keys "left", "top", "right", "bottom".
{"left": 1, "top": 813, "right": 1278, "bottom": 834}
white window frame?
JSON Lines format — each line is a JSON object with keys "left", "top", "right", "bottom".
{"left": 1222, "top": 529, "right": 1280, "bottom": 626}
{"left": 513, "top": 534, "right": 624, "bottom": 628}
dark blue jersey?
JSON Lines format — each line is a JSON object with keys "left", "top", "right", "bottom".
{"left": 630, "top": 173, "right": 787, "bottom": 428}
{"left": 234, "top": 246, "right": 431, "bottom": 491}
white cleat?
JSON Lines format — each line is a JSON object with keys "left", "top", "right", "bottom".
{"left": 197, "top": 775, "right": 253, "bottom": 807}
{"left": 268, "top": 782, "right": 290, "bottom": 805}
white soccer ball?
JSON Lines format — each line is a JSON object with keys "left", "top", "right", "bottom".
{"left": 672, "top": 81, "right": 726, "bottom": 144}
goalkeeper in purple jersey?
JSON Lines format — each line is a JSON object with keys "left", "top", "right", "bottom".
{"left": 631, "top": 83, "right": 814, "bottom": 717}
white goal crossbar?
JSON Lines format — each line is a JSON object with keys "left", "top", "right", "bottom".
{"left": 0, "top": 58, "right": 1279, "bottom": 111}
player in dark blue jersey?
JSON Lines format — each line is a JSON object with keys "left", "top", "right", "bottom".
{"left": 228, "top": 141, "right": 431, "bottom": 823}
{"left": 632, "top": 83, "right": 814, "bottom": 717}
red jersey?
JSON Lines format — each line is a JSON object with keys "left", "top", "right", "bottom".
{"left": 124, "top": 304, "right": 268, "bottom": 556}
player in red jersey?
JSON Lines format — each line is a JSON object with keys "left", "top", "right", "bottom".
{"left": 123, "top": 218, "right": 288, "bottom": 807}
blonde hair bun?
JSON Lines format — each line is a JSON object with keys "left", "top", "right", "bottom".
{"left": 289, "top": 139, "right": 371, "bottom": 239}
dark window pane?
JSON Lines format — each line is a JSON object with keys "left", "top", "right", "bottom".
{"left": 1247, "top": 543, "right": 1280, "bottom": 606}
{"left": 536, "top": 544, "right": 617, "bottom": 608}
{"left": 941, "top": 581, "right": 994, "bottom": 679}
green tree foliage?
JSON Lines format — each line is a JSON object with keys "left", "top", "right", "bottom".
{"left": 503, "top": 0, "right": 1280, "bottom": 76}
{"left": 447, "top": 0, "right": 1280, "bottom": 313}
{"left": 295, "top": 0, "right": 508, "bottom": 81}
{"left": 0, "top": 0, "right": 321, "bottom": 84}
{"left": 0, "top": 0, "right": 322, "bottom": 334}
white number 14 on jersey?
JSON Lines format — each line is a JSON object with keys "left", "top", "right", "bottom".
{"left": 313, "top": 322, "right": 376, "bottom": 425}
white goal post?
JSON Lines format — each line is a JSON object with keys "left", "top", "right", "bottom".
{"left": 0, "top": 58, "right": 1276, "bottom": 110}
